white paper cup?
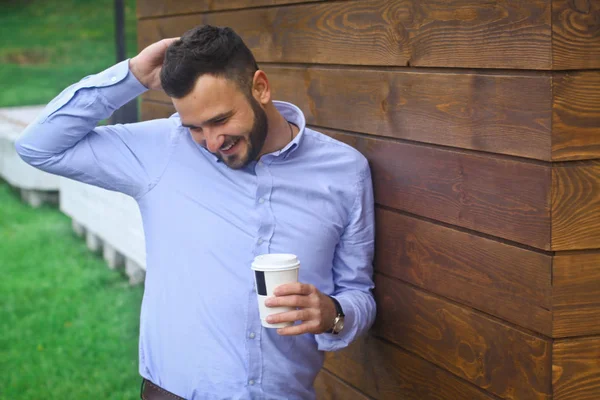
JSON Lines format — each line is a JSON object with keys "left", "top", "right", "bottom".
{"left": 251, "top": 254, "right": 300, "bottom": 328}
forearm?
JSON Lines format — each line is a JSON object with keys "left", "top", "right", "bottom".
{"left": 316, "top": 158, "right": 376, "bottom": 351}
{"left": 15, "top": 60, "right": 147, "bottom": 165}
{"left": 316, "top": 289, "right": 376, "bottom": 351}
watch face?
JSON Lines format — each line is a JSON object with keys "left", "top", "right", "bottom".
{"left": 334, "top": 318, "right": 344, "bottom": 333}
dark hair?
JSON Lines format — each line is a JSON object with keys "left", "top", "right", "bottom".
{"left": 160, "top": 25, "right": 259, "bottom": 99}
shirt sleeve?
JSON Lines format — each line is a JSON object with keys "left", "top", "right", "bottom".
{"left": 316, "top": 157, "right": 376, "bottom": 351}
{"left": 14, "top": 59, "right": 179, "bottom": 199}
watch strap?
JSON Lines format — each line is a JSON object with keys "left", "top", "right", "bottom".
{"left": 327, "top": 295, "right": 345, "bottom": 334}
{"left": 328, "top": 295, "right": 344, "bottom": 317}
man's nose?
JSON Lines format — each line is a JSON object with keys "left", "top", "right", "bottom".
{"left": 205, "top": 131, "right": 225, "bottom": 153}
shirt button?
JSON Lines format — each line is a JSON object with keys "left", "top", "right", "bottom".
{"left": 248, "top": 380, "right": 255, "bottom": 386}
{"left": 110, "top": 76, "right": 117, "bottom": 82}
{"left": 257, "top": 238, "right": 264, "bottom": 245}
{"left": 249, "top": 332, "right": 256, "bottom": 339}
{"left": 258, "top": 160, "right": 263, "bottom": 166}
{"left": 258, "top": 198, "right": 265, "bottom": 204}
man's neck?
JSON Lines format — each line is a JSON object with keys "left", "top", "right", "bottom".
{"left": 258, "top": 103, "right": 297, "bottom": 157}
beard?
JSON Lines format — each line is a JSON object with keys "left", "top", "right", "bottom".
{"left": 216, "top": 96, "right": 268, "bottom": 170}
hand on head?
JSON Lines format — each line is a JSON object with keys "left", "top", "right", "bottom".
{"left": 129, "top": 37, "right": 180, "bottom": 90}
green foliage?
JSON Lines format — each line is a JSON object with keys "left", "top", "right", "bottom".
{"left": 0, "top": 0, "right": 138, "bottom": 107}
{"left": 0, "top": 181, "right": 144, "bottom": 399}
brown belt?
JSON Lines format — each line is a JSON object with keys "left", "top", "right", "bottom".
{"left": 141, "top": 379, "right": 186, "bottom": 400}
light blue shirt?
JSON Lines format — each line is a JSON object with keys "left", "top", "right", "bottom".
{"left": 16, "top": 60, "right": 376, "bottom": 400}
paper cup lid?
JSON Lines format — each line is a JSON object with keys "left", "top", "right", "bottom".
{"left": 251, "top": 253, "right": 300, "bottom": 271}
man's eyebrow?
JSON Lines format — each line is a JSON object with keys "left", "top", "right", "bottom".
{"left": 181, "top": 111, "right": 234, "bottom": 129}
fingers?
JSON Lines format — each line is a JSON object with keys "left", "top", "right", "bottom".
{"left": 277, "top": 321, "right": 321, "bottom": 336}
{"left": 160, "top": 37, "right": 180, "bottom": 48}
{"left": 265, "top": 309, "right": 324, "bottom": 336}
{"left": 266, "top": 309, "right": 312, "bottom": 325}
{"left": 264, "top": 284, "right": 332, "bottom": 335}
{"left": 273, "top": 282, "right": 315, "bottom": 296}
{"left": 265, "top": 294, "right": 311, "bottom": 309}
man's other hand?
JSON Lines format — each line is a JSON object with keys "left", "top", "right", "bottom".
{"left": 264, "top": 283, "right": 337, "bottom": 335}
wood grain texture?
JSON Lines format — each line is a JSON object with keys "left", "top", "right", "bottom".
{"left": 552, "top": 0, "right": 600, "bottom": 70}
{"left": 314, "top": 369, "right": 371, "bottom": 400}
{"left": 553, "top": 252, "right": 600, "bottom": 337}
{"left": 137, "top": 0, "right": 551, "bottom": 69}
{"left": 138, "top": 103, "right": 553, "bottom": 249}
{"left": 143, "top": 66, "right": 553, "bottom": 160}
{"left": 138, "top": 0, "right": 323, "bottom": 19}
{"left": 553, "top": 337, "right": 600, "bottom": 400}
{"left": 375, "top": 207, "right": 552, "bottom": 335}
{"left": 552, "top": 72, "right": 600, "bottom": 161}
{"left": 552, "top": 161, "right": 600, "bottom": 250}
{"left": 324, "top": 335, "right": 497, "bottom": 400}
{"left": 140, "top": 99, "right": 175, "bottom": 121}
{"left": 271, "top": 67, "right": 552, "bottom": 160}
{"left": 373, "top": 275, "right": 552, "bottom": 399}
{"left": 322, "top": 128, "right": 552, "bottom": 250}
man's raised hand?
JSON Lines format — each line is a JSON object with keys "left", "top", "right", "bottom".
{"left": 129, "top": 37, "right": 179, "bottom": 90}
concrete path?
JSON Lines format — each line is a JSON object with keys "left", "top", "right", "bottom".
{"left": 0, "top": 105, "right": 45, "bottom": 140}
{"left": 0, "top": 104, "right": 60, "bottom": 206}
{"left": 0, "top": 105, "right": 147, "bottom": 283}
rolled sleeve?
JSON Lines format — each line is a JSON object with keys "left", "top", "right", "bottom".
{"left": 40, "top": 59, "right": 147, "bottom": 124}
{"left": 15, "top": 59, "right": 175, "bottom": 199}
{"left": 316, "top": 158, "right": 376, "bottom": 352}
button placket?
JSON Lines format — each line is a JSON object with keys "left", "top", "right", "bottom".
{"left": 248, "top": 160, "right": 271, "bottom": 389}
{"left": 246, "top": 288, "right": 262, "bottom": 390}
{"left": 254, "top": 160, "right": 273, "bottom": 250}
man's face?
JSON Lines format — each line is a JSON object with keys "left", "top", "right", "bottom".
{"left": 174, "top": 74, "right": 268, "bottom": 169}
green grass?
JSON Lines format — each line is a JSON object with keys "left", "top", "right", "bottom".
{"left": 0, "top": 181, "right": 144, "bottom": 399}
{"left": 0, "top": 0, "right": 138, "bottom": 107}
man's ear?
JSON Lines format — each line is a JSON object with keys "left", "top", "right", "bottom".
{"left": 252, "top": 70, "right": 271, "bottom": 105}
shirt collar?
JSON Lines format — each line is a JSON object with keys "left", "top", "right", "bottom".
{"left": 270, "top": 100, "right": 306, "bottom": 160}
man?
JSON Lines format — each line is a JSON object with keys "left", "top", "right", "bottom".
{"left": 16, "top": 25, "right": 375, "bottom": 400}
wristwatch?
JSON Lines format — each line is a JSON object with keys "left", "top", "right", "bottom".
{"left": 327, "top": 296, "right": 345, "bottom": 335}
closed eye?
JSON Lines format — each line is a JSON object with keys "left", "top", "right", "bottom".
{"left": 211, "top": 117, "right": 228, "bottom": 126}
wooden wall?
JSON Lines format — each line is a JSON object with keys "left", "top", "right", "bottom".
{"left": 136, "top": 1, "right": 600, "bottom": 399}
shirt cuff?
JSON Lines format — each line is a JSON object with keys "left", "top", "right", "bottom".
{"left": 96, "top": 59, "right": 149, "bottom": 110}
{"left": 315, "top": 295, "right": 357, "bottom": 352}
{"left": 41, "top": 59, "right": 148, "bottom": 123}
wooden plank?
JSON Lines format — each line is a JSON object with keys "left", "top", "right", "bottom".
{"left": 143, "top": 66, "right": 553, "bottom": 160}
{"left": 373, "top": 275, "right": 552, "bottom": 399}
{"left": 314, "top": 369, "right": 371, "bottom": 400}
{"left": 137, "top": 0, "right": 551, "bottom": 69}
{"left": 142, "top": 91, "right": 170, "bottom": 103}
{"left": 137, "top": 0, "right": 324, "bottom": 19}
{"left": 553, "top": 252, "right": 600, "bottom": 337}
{"left": 552, "top": 0, "right": 600, "bottom": 70}
{"left": 324, "top": 334, "right": 497, "bottom": 400}
{"left": 552, "top": 161, "right": 600, "bottom": 250}
{"left": 375, "top": 207, "right": 552, "bottom": 335}
{"left": 552, "top": 72, "right": 600, "bottom": 161}
{"left": 323, "top": 128, "right": 552, "bottom": 250}
{"left": 140, "top": 103, "right": 552, "bottom": 249}
{"left": 553, "top": 337, "right": 600, "bottom": 400}
{"left": 269, "top": 67, "right": 551, "bottom": 160}
{"left": 140, "top": 99, "right": 175, "bottom": 121}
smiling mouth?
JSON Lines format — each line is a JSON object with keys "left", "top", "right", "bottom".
{"left": 220, "top": 138, "right": 240, "bottom": 153}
